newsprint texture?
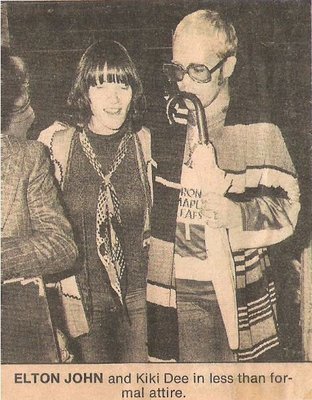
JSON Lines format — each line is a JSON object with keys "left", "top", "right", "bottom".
{"left": 1, "top": 1, "right": 311, "bottom": 400}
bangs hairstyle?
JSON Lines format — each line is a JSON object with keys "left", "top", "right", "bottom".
{"left": 67, "top": 40, "right": 145, "bottom": 129}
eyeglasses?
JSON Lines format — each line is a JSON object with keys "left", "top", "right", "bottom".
{"left": 163, "top": 57, "right": 228, "bottom": 84}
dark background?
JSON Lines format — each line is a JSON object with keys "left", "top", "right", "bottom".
{"left": 3, "top": 0, "right": 311, "bottom": 361}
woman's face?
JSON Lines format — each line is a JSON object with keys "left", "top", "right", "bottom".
{"left": 88, "top": 80, "right": 133, "bottom": 135}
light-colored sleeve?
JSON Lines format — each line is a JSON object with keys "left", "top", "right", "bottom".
{"left": 37, "top": 121, "right": 67, "bottom": 147}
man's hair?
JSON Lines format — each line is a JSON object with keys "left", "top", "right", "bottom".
{"left": 173, "top": 9, "right": 238, "bottom": 58}
{"left": 67, "top": 40, "right": 145, "bottom": 129}
{"left": 1, "top": 48, "right": 29, "bottom": 130}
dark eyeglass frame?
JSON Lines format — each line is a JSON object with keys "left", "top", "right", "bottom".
{"left": 163, "top": 57, "right": 228, "bottom": 84}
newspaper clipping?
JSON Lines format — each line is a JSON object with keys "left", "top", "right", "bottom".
{"left": 1, "top": 1, "right": 311, "bottom": 399}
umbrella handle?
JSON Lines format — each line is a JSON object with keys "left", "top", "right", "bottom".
{"left": 167, "top": 91, "right": 209, "bottom": 144}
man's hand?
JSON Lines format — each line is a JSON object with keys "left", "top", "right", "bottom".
{"left": 202, "top": 193, "right": 242, "bottom": 229}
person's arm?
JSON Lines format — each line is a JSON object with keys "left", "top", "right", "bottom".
{"left": 229, "top": 190, "right": 300, "bottom": 251}
{"left": 203, "top": 125, "right": 300, "bottom": 250}
{"left": 1, "top": 142, "right": 78, "bottom": 281}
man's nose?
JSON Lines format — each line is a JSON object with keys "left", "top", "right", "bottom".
{"left": 178, "top": 74, "right": 193, "bottom": 93}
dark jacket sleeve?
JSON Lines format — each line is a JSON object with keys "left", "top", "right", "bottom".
{"left": 1, "top": 143, "right": 78, "bottom": 281}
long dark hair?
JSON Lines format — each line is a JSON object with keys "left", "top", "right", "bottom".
{"left": 67, "top": 40, "right": 145, "bottom": 131}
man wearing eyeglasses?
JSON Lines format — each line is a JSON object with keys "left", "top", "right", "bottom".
{"left": 146, "top": 9, "right": 300, "bottom": 362}
{"left": 164, "top": 17, "right": 236, "bottom": 116}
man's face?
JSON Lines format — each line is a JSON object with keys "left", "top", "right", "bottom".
{"left": 172, "top": 34, "right": 224, "bottom": 110}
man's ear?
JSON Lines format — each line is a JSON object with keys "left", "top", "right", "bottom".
{"left": 223, "top": 56, "right": 237, "bottom": 79}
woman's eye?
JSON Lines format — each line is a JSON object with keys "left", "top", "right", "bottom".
{"left": 92, "top": 82, "right": 130, "bottom": 91}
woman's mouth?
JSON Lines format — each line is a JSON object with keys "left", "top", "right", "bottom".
{"left": 104, "top": 108, "right": 122, "bottom": 115}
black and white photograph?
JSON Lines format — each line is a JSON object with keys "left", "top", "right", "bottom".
{"left": 1, "top": 0, "right": 311, "bottom": 398}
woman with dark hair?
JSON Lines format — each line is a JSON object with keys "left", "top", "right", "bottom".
{"left": 38, "top": 40, "right": 152, "bottom": 363}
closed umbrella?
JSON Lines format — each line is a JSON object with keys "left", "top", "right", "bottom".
{"left": 171, "top": 91, "right": 239, "bottom": 350}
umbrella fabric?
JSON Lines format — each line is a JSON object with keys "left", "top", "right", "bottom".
{"left": 192, "top": 143, "right": 238, "bottom": 350}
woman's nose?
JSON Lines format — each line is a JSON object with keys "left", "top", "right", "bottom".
{"left": 106, "top": 86, "right": 119, "bottom": 102}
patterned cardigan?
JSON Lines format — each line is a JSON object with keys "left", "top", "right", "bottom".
{"left": 38, "top": 122, "right": 152, "bottom": 329}
{"left": 146, "top": 97, "right": 300, "bottom": 362}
